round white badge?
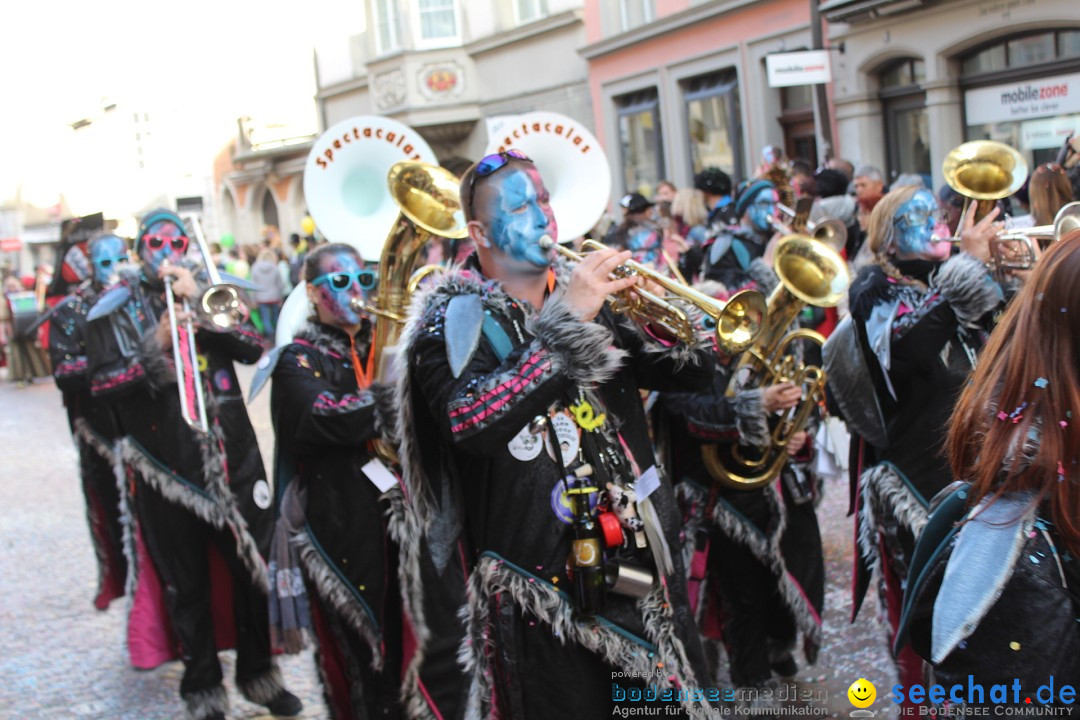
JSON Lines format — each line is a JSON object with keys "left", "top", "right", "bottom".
{"left": 507, "top": 423, "right": 544, "bottom": 462}
{"left": 544, "top": 412, "right": 581, "bottom": 467}
{"left": 252, "top": 479, "right": 272, "bottom": 510}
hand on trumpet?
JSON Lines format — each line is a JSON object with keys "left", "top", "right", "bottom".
{"left": 155, "top": 308, "right": 193, "bottom": 351}
{"left": 159, "top": 264, "right": 198, "bottom": 300}
{"left": 958, "top": 204, "right": 1003, "bottom": 264}
{"left": 565, "top": 246, "right": 638, "bottom": 321}
{"left": 762, "top": 381, "right": 802, "bottom": 413}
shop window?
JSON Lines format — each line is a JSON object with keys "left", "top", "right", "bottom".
{"left": 780, "top": 82, "right": 815, "bottom": 166}
{"left": 373, "top": 0, "right": 402, "bottom": 54}
{"left": 616, "top": 89, "right": 664, "bottom": 198}
{"left": 619, "top": 0, "right": 654, "bottom": 32}
{"left": 415, "top": 0, "right": 460, "bottom": 46}
{"left": 879, "top": 58, "right": 930, "bottom": 182}
{"left": 684, "top": 70, "right": 742, "bottom": 183}
{"left": 961, "top": 30, "right": 1080, "bottom": 76}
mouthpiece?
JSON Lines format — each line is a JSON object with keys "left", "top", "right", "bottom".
{"left": 349, "top": 297, "right": 367, "bottom": 312}
{"left": 538, "top": 235, "right": 555, "bottom": 250}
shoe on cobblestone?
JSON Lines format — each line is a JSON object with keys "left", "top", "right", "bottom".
{"left": 266, "top": 690, "right": 304, "bottom": 718}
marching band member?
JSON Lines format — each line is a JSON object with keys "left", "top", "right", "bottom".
{"left": 703, "top": 179, "right": 781, "bottom": 292}
{"left": 84, "top": 209, "right": 301, "bottom": 720}
{"left": 264, "top": 242, "right": 402, "bottom": 719}
{"left": 396, "top": 150, "right": 715, "bottom": 718}
{"left": 824, "top": 186, "right": 1004, "bottom": 696}
{"left": 48, "top": 233, "right": 130, "bottom": 610}
{"left": 901, "top": 231, "right": 1080, "bottom": 691}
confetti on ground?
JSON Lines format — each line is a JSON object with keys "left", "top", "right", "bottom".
{"left": 1009, "top": 641, "right": 1021, "bottom": 651}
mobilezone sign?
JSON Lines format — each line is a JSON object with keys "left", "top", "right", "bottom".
{"left": 965, "top": 71, "right": 1080, "bottom": 124}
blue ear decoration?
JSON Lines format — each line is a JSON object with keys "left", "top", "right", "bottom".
{"left": 445, "top": 294, "right": 485, "bottom": 378}
{"left": 86, "top": 285, "right": 132, "bottom": 322}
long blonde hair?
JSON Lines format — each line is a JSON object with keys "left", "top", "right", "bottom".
{"left": 866, "top": 184, "right": 925, "bottom": 286}
{"left": 672, "top": 188, "right": 708, "bottom": 227}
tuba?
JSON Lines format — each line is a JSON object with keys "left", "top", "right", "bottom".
{"left": 942, "top": 140, "right": 1027, "bottom": 223}
{"left": 275, "top": 116, "right": 441, "bottom": 346}
{"left": 703, "top": 235, "right": 849, "bottom": 489}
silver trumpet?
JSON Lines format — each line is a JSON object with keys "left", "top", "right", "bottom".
{"left": 934, "top": 201, "right": 1080, "bottom": 271}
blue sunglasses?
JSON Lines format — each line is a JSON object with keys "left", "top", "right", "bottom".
{"left": 468, "top": 149, "right": 532, "bottom": 218}
{"left": 310, "top": 270, "right": 378, "bottom": 292}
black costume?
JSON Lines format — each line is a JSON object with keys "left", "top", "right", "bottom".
{"left": 396, "top": 258, "right": 716, "bottom": 718}
{"left": 823, "top": 253, "right": 1003, "bottom": 691}
{"left": 267, "top": 320, "right": 402, "bottom": 719}
{"left": 86, "top": 266, "right": 285, "bottom": 719}
{"left": 48, "top": 281, "right": 127, "bottom": 610}
{"left": 703, "top": 226, "right": 774, "bottom": 293}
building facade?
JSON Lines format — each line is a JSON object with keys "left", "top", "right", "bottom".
{"left": 824, "top": 0, "right": 1080, "bottom": 189}
{"left": 581, "top": 0, "right": 823, "bottom": 201}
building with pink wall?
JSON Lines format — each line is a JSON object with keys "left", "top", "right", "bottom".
{"left": 581, "top": 0, "right": 829, "bottom": 201}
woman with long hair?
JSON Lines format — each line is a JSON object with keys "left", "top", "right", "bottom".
{"left": 823, "top": 184, "right": 1007, "bottom": 699}
{"left": 903, "top": 232, "right": 1080, "bottom": 689}
{"left": 1028, "top": 162, "right": 1074, "bottom": 227}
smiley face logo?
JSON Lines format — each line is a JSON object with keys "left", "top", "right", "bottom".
{"left": 847, "top": 678, "right": 876, "bottom": 708}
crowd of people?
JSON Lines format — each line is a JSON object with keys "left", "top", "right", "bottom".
{"left": 7, "top": 132, "right": 1080, "bottom": 720}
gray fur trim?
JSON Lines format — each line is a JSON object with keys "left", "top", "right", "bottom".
{"left": 674, "top": 483, "right": 711, "bottom": 625}
{"left": 616, "top": 302, "right": 712, "bottom": 372}
{"left": 293, "top": 530, "right": 384, "bottom": 671}
{"left": 370, "top": 381, "right": 399, "bottom": 444}
{"left": 120, "top": 434, "right": 269, "bottom": 593}
{"left": 293, "top": 321, "right": 356, "bottom": 360}
{"left": 747, "top": 256, "right": 780, "bottom": 294}
{"left": 183, "top": 684, "right": 228, "bottom": 720}
{"left": 932, "top": 252, "right": 1002, "bottom": 327}
{"left": 385, "top": 488, "right": 439, "bottom": 720}
{"left": 733, "top": 388, "right": 770, "bottom": 449}
{"left": 711, "top": 483, "right": 822, "bottom": 647}
{"left": 72, "top": 418, "right": 116, "bottom": 465}
{"left": 136, "top": 328, "right": 176, "bottom": 392}
{"left": 528, "top": 292, "right": 627, "bottom": 385}
{"left": 458, "top": 555, "right": 711, "bottom": 719}
{"left": 856, "top": 464, "right": 929, "bottom": 579}
{"left": 237, "top": 665, "right": 285, "bottom": 705}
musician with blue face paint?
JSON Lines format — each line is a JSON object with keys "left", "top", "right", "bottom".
{"left": 396, "top": 150, "right": 717, "bottom": 718}
{"left": 83, "top": 209, "right": 302, "bottom": 720}
{"left": 47, "top": 233, "right": 131, "bottom": 612}
{"left": 264, "top": 242, "right": 404, "bottom": 719}
{"left": 823, "top": 184, "right": 1009, "bottom": 704}
{"left": 703, "top": 179, "right": 783, "bottom": 294}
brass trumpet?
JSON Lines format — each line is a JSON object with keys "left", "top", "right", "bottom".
{"left": 539, "top": 237, "right": 767, "bottom": 354}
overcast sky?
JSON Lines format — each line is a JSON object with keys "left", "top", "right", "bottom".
{"left": 0, "top": 0, "right": 366, "bottom": 208}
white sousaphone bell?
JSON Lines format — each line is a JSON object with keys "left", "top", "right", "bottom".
{"left": 483, "top": 111, "right": 612, "bottom": 242}
{"left": 276, "top": 116, "right": 440, "bottom": 346}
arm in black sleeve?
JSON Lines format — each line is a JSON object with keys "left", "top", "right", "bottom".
{"left": 271, "top": 344, "right": 394, "bottom": 449}
{"left": 608, "top": 310, "right": 716, "bottom": 394}
{"left": 195, "top": 320, "right": 265, "bottom": 365}
{"left": 49, "top": 298, "right": 89, "bottom": 393}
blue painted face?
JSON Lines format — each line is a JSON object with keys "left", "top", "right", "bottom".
{"left": 139, "top": 220, "right": 189, "bottom": 275}
{"left": 312, "top": 250, "right": 366, "bottom": 327}
{"left": 89, "top": 235, "right": 128, "bottom": 287}
{"left": 479, "top": 166, "right": 557, "bottom": 272}
{"left": 746, "top": 187, "right": 777, "bottom": 233}
{"left": 893, "top": 189, "right": 949, "bottom": 258}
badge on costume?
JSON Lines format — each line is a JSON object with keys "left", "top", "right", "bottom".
{"left": 569, "top": 399, "right": 605, "bottom": 431}
{"left": 551, "top": 479, "right": 598, "bottom": 525}
{"left": 507, "top": 423, "right": 544, "bottom": 462}
{"left": 252, "top": 479, "right": 272, "bottom": 509}
{"left": 545, "top": 411, "right": 580, "bottom": 466}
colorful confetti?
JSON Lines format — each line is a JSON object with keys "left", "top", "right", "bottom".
{"left": 1009, "top": 641, "right": 1021, "bottom": 651}
{"left": 1035, "top": 377, "right": 1049, "bottom": 388}
{"left": 1030, "top": 555, "right": 1040, "bottom": 564}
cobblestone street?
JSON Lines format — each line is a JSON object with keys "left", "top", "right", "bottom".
{"left": 0, "top": 364, "right": 896, "bottom": 719}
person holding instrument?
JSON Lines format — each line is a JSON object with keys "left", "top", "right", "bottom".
{"left": 48, "top": 233, "right": 130, "bottom": 611}
{"left": 264, "top": 242, "right": 404, "bottom": 719}
{"left": 396, "top": 150, "right": 716, "bottom": 718}
{"left": 84, "top": 209, "right": 301, "bottom": 720}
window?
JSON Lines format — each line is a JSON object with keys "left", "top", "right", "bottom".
{"left": 684, "top": 70, "right": 742, "bottom": 182}
{"left": 878, "top": 58, "right": 930, "bottom": 182}
{"left": 514, "top": 0, "right": 545, "bottom": 25}
{"left": 780, "top": 80, "right": 815, "bottom": 165}
{"left": 961, "top": 30, "right": 1080, "bottom": 75}
{"left": 415, "top": 0, "right": 459, "bottom": 47}
{"left": 261, "top": 190, "right": 279, "bottom": 230}
{"left": 616, "top": 89, "right": 664, "bottom": 199}
{"left": 373, "top": 0, "right": 401, "bottom": 54}
{"left": 619, "top": 0, "right": 654, "bottom": 32}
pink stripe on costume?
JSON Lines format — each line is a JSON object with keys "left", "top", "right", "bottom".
{"left": 448, "top": 360, "right": 551, "bottom": 433}
{"left": 448, "top": 351, "right": 549, "bottom": 419}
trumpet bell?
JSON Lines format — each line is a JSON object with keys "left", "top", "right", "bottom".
{"left": 715, "top": 290, "right": 768, "bottom": 355}
{"left": 942, "top": 140, "right": 1027, "bottom": 201}
{"left": 1054, "top": 201, "right": 1080, "bottom": 239}
{"left": 198, "top": 285, "right": 248, "bottom": 331}
{"left": 774, "top": 235, "right": 849, "bottom": 309}
{"left": 389, "top": 162, "right": 468, "bottom": 239}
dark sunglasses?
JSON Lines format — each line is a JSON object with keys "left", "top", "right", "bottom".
{"left": 95, "top": 256, "right": 129, "bottom": 268}
{"left": 144, "top": 234, "right": 189, "bottom": 252}
{"left": 468, "top": 150, "right": 532, "bottom": 218}
{"left": 310, "top": 270, "right": 378, "bottom": 292}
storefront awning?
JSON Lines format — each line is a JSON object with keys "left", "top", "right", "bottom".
{"left": 819, "top": 0, "right": 930, "bottom": 23}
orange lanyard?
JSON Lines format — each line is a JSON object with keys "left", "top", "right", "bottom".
{"left": 546, "top": 268, "right": 556, "bottom": 295}
{"left": 349, "top": 337, "right": 375, "bottom": 390}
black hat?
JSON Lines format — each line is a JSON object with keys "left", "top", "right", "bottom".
{"left": 813, "top": 168, "right": 849, "bottom": 198}
{"left": 620, "top": 192, "right": 654, "bottom": 214}
{"left": 694, "top": 167, "right": 732, "bottom": 196}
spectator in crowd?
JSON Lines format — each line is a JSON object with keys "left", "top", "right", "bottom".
{"left": 1029, "top": 162, "right": 1074, "bottom": 226}
{"left": 654, "top": 179, "right": 677, "bottom": 203}
{"left": 251, "top": 248, "right": 285, "bottom": 337}
{"left": 604, "top": 192, "right": 662, "bottom": 266}
{"left": 695, "top": 167, "right": 737, "bottom": 228}
{"left": 287, "top": 233, "right": 307, "bottom": 287}
{"left": 827, "top": 158, "right": 855, "bottom": 182}
{"left": 671, "top": 188, "right": 709, "bottom": 283}
{"left": 790, "top": 160, "right": 814, "bottom": 199}
{"left": 853, "top": 165, "right": 886, "bottom": 231}
{"left": 892, "top": 173, "right": 926, "bottom": 189}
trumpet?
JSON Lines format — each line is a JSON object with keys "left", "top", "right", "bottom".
{"left": 934, "top": 201, "right": 1080, "bottom": 271}
{"left": 538, "top": 237, "right": 767, "bottom": 354}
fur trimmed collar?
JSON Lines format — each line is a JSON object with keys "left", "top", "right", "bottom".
{"left": 292, "top": 320, "right": 371, "bottom": 359}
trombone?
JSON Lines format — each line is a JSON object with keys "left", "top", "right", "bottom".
{"left": 538, "top": 237, "right": 767, "bottom": 354}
